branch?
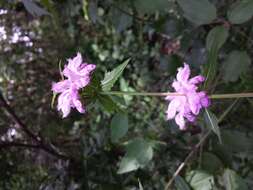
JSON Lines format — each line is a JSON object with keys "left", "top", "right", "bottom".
{"left": 0, "top": 141, "right": 69, "bottom": 160}
{"left": 164, "top": 131, "right": 211, "bottom": 190}
{"left": 0, "top": 92, "right": 69, "bottom": 160}
{"left": 0, "top": 93, "right": 40, "bottom": 142}
{"left": 111, "top": 4, "right": 149, "bottom": 22}
{"left": 0, "top": 141, "right": 40, "bottom": 149}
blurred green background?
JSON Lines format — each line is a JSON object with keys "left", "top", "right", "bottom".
{"left": 0, "top": 0, "right": 253, "bottom": 189}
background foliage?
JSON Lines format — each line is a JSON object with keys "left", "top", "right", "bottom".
{"left": 0, "top": 0, "right": 253, "bottom": 189}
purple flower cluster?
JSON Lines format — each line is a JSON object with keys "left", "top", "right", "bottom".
{"left": 51, "top": 54, "right": 210, "bottom": 129}
{"left": 166, "top": 63, "right": 210, "bottom": 130}
{"left": 52, "top": 53, "right": 96, "bottom": 118}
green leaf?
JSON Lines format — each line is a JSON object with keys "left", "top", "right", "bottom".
{"left": 51, "top": 92, "right": 57, "bottom": 108}
{"left": 204, "top": 109, "right": 222, "bottom": 143}
{"left": 21, "top": 0, "right": 49, "bottom": 17}
{"left": 222, "top": 51, "right": 251, "bottom": 83}
{"left": 175, "top": 176, "right": 191, "bottom": 190}
{"left": 201, "top": 152, "right": 223, "bottom": 174}
{"left": 228, "top": 0, "right": 253, "bottom": 24}
{"left": 98, "top": 95, "right": 121, "bottom": 113}
{"left": 223, "top": 169, "right": 248, "bottom": 190}
{"left": 204, "top": 26, "right": 229, "bottom": 87}
{"left": 118, "top": 138, "right": 153, "bottom": 174}
{"left": 134, "top": 0, "right": 170, "bottom": 14}
{"left": 110, "top": 113, "right": 128, "bottom": 142}
{"left": 204, "top": 47, "right": 218, "bottom": 88}
{"left": 176, "top": 0, "right": 217, "bottom": 25}
{"left": 221, "top": 130, "right": 253, "bottom": 153}
{"left": 206, "top": 26, "right": 229, "bottom": 52}
{"left": 186, "top": 170, "right": 215, "bottom": 190}
{"left": 120, "top": 78, "right": 134, "bottom": 105}
{"left": 101, "top": 59, "right": 130, "bottom": 91}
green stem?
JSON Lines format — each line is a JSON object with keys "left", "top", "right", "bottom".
{"left": 100, "top": 91, "right": 253, "bottom": 99}
{"left": 100, "top": 91, "right": 183, "bottom": 96}
{"left": 209, "top": 93, "right": 253, "bottom": 99}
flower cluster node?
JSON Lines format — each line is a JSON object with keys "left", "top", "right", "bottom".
{"left": 52, "top": 53, "right": 96, "bottom": 118}
{"left": 166, "top": 63, "right": 210, "bottom": 130}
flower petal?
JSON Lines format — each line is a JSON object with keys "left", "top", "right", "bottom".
{"left": 57, "top": 91, "right": 71, "bottom": 118}
{"left": 175, "top": 113, "right": 186, "bottom": 130}
{"left": 189, "top": 75, "right": 205, "bottom": 84}
{"left": 79, "top": 64, "right": 96, "bottom": 75}
{"left": 70, "top": 88, "right": 85, "bottom": 113}
{"left": 177, "top": 63, "right": 190, "bottom": 82}
{"left": 73, "top": 99, "right": 85, "bottom": 113}
{"left": 184, "top": 113, "right": 196, "bottom": 122}
{"left": 172, "top": 81, "right": 182, "bottom": 92}
{"left": 166, "top": 98, "right": 181, "bottom": 119}
{"left": 198, "top": 92, "right": 210, "bottom": 107}
{"left": 67, "top": 52, "right": 83, "bottom": 71}
{"left": 76, "top": 77, "right": 90, "bottom": 89}
{"left": 52, "top": 80, "right": 70, "bottom": 93}
{"left": 188, "top": 92, "right": 201, "bottom": 115}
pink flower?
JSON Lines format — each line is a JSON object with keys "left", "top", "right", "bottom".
{"left": 63, "top": 52, "right": 96, "bottom": 89}
{"left": 52, "top": 53, "right": 96, "bottom": 118}
{"left": 55, "top": 84, "right": 85, "bottom": 118}
{"left": 166, "top": 63, "right": 210, "bottom": 130}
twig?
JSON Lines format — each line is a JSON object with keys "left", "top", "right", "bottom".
{"left": 0, "top": 93, "right": 69, "bottom": 160}
{"left": 0, "top": 141, "right": 40, "bottom": 149}
{"left": 111, "top": 4, "right": 149, "bottom": 22}
{"left": 99, "top": 91, "right": 253, "bottom": 99}
{"left": 0, "top": 93, "right": 40, "bottom": 142}
{"left": 164, "top": 131, "right": 211, "bottom": 190}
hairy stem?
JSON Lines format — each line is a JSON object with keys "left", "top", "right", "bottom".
{"left": 209, "top": 93, "right": 253, "bottom": 99}
{"left": 100, "top": 91, "right": 253, "bottom": 99}
{"left": 100, "top": 91, "right": 183, "bottom": 96}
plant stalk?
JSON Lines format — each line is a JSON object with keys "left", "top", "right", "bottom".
{"left": 100, "top": 91, "right": 253, "bottom": 99}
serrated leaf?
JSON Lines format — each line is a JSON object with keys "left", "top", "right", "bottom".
{"left": 110, "top": 113, "right": 128, "bottom": 142}
{"left": 204, "top": 109, "right": 222, "bottom": 143}
{"left": 186, "top": 170, "right": 215, "bottom": 190}
{"left": 222, "top": 51, "right": 251, "bottom": 83}
{"left": 175, "top": 176, "right": 191, "bottom": 190}
{"left": 223, "top": 169, "right": 248, "bottom": 190}
{"left": 101, "top": 59, "right": 130, "bottom": 91}
{"left": 227, "top": 0, "right": 253, "bottom": 24}
{"left": 176, "top": 0, "right": 217, "bottom": 25}
{"left": 118, "top": 138, "right": 153, "bottom": 174}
